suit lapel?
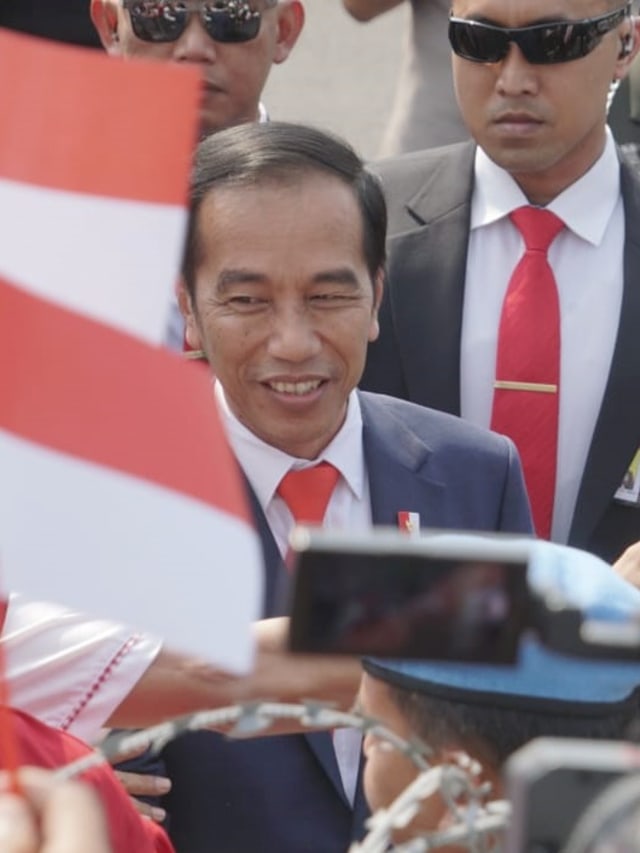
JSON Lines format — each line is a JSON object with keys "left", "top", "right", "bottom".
{"left": 359, "top": 393, "right": 445, "bottom": 528}
{"left": 303, "top": 739, "right": 370, "bottom": 820}
{"left": 304, "top": 732, "right": 348, "bottom": 806}
{"left": 244, "top": 483, "right": 289, "bottom": 617}
{"left": 569, "top": 156, "right": 640, "bottom": 547}
{"left": 244, "top": 482, "right": 349, "bottom": 803}
{"left": 305, "top": 396, "right": 449, "bottom": 810}
{"left": 386, "top": 143, "right": 475, "bottom": 414}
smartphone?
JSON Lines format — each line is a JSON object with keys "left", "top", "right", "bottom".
{"left": 287, "top": 528, "right": 531, "bottom": 662}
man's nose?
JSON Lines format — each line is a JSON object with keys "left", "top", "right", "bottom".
{"left": 267, "top": 307, "right": 323, "bottom": 362}
{"left": 173, "top": 13, "right": 217, "bottom": 62}
{"left": 496, "top": 42, "right": 539, "bottom": 95}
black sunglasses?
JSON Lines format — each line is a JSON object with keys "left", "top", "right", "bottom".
{"left": 448, "top": 4, "right": 630, "bottom": 65}
{"left": 122, "top": 0, "right": 277, "bottom": 44}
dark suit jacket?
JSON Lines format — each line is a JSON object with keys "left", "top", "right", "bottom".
{"left": 361, "top": 142, "right": 640, "bottom": 562}
{"left": 608, "top": 57, "right": 640, "bottom": 146}
{"left": 161, "top": 391, "right": 532, "bottom": 853}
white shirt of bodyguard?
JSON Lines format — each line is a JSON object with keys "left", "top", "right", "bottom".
{"left": 460, "top": 130, "right": 624, "bottom": 544}
{"left": 216, "top": 381, "right": 370, "bottom": 805}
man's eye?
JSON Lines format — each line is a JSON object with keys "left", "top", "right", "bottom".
{"left": 228, "top": 296, "right": 267, "bottom": 307}
{"left": 310, "top": 292, "right": 353, "bottom": 304}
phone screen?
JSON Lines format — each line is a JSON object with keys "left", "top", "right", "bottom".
{"left": 289, "top": 543, "right": 529, "bottom": 662}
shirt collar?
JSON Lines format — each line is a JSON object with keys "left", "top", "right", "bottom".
{"left": 471, "top": 129, "right": 621, "bottom": 246}
{"left": 215, "top": 382, "right": 365, "bottom": 511}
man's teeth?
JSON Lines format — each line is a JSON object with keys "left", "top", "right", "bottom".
{"left": 269, "top": 380, "right": 322, "bottom": 395}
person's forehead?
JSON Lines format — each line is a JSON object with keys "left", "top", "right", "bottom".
{"left": 197, "top": 173, "right": 364, "bottom": 238}
{"left": 451, "top": 0, "right": 614, "bottom": 23}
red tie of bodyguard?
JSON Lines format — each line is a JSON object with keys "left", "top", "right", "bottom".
{"left": 491, "top": 206, "right": 565, "bottom": 540}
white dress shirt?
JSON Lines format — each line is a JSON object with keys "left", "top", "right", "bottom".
{"left": 215, "top": 384, "right": 373, "bottom": 556}
{"left": 460, "top": 130, "right": 624, "bottom": 542}
{"left": 216, "top": 383, "right": 369, "bottom": 805}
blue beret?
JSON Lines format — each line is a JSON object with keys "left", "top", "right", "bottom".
{"left": 364, "top": 539, "right": 640, "bottom": 714}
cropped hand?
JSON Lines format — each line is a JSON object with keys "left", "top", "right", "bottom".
{"left": 613, "top": 539, "right": 640, "bottom": 589}
{"left": 113, "top": 769, "right": 170, "bottom": 822}
{"left": 0, "top": 767, "right": 112, "bottom": 853}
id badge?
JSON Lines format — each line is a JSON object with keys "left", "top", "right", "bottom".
{"left": 614, "top": 448, "right": 640, "bottom": 506}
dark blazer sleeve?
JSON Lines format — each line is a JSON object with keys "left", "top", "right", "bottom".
{"left": 361, "top": 144, "right": 475, "bottom": 411}
{"left": 361, "top": 152, "right": 431, "bottom": 400}
{"left": 361, "top": 265, "right": 410, "bottom": 399}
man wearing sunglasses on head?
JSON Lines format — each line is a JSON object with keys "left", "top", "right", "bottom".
{"left": 361, "top": 0, "right": 640, "bottom": 574}
{"left": 90, "top": 0, "right": 304, "bottom": 136}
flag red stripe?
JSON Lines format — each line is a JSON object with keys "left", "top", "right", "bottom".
{"left": 0, "top": 30, "right": 200, "bottom": 205}
{"left": 0, "top": 276, "right": 249, "bottom": 522}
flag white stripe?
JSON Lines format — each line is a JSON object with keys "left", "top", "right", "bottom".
{"left": 0, "top": 177, "right": 185, "bottom": 344}
{"left": 0, "top": 431, "right": 262, "bottom": 673}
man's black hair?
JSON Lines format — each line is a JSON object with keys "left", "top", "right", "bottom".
{"left": 182, "top": 121, "right": 387, "bottom": 296}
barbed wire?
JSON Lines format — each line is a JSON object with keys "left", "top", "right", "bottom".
{"left": 350, "top": 758, "right": 507, "bottom": 853}
{"left": 53, "top": 700, "right": 509, "bottom": 852}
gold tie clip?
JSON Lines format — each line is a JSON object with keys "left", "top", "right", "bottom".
{"left": 494, "top": 380, "right": 558, "bottom": 394}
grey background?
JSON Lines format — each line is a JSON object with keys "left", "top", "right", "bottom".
{"left": 263, "top": 0, "right": 408, "bottom": 159}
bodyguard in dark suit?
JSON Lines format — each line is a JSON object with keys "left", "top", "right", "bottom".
{"left": 361, "top": 0, "right": 640, "bottom": 566}
{"left": 161, "top": 122, "right": 532, "bottom": 852}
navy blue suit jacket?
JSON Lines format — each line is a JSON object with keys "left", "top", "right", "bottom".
{"left": 161, "top": 392, "right": 533, "bottom": 853}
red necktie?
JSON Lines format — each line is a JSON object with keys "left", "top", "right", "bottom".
{"left": 277, "top": 461, "right": 340, "bottom": 525}
{"left": 278, "top": 461, "right": 356, "bottom": 782}
{"left": 490, "top": 206, "right": 564, "bottom": 539}
{"left": 278, "top": 462, "right": 357, "bottom": 790}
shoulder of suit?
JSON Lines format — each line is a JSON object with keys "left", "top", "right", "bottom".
{"left": 369, "top": 141, "right": 474, "bottom": 190}
{"left": 368, "top": 141, "right": 475, "bottom": 235}
{"left": 618, "top": 145, "right": 640, "bottom": 212}
{"left": 359, "top": 391, "right": 511, "bottom": 455}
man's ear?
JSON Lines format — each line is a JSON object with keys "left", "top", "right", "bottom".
{"left": 177, "top": 280, "right": 204, "bottom": 352}
{"left": 90, "top": 0, "right": 123, "bottom": 54}
{"left": 614, "top": 17, "right": 640, "bottom": 80}
{"left": 368, "top": 267, "right": 385, "bottom": 343}
{"left": 272, "top": 1, "right": 305, "bottom": 64}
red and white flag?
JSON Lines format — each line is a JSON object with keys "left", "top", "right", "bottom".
{"left": 0, "top": 32, "right": 262, "bottom": 673}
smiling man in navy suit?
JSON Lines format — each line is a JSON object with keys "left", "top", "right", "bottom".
{"left": 152, "top": 120, "right": 534, "bottom": 853}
